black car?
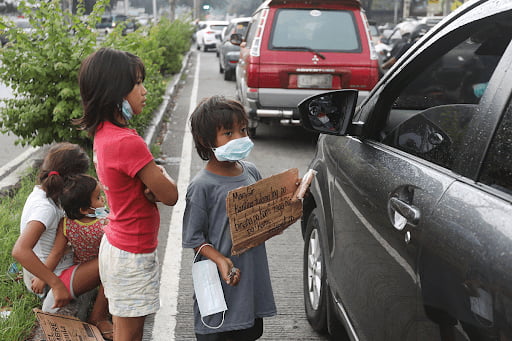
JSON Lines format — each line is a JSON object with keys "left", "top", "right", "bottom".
{"left": 299, "top": 0, "right": 512, "bottom": 340}
{"left": 95, "top": 15, "right": 137, "bottom": 35}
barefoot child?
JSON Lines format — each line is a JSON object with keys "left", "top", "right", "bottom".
{"left": 183, "top": 96, "right": 276, "bottom": 340}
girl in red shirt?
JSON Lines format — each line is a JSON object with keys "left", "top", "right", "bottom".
{"left": 75, "top": 47, "right": 178, "bottom": 341}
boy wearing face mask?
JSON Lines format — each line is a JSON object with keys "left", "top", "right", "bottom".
{"left": 183, "top": 96, "right": 277, "bottom": 340}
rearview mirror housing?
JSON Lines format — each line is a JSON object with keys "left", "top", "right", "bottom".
{"left": 298, "top": 89, "right": 358, "bottom": 136}
{"left": 230, "top": 33, "right": 243, "bottom": 46}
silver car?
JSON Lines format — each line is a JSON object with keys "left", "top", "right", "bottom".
{"left": 217, "top": 17, "right": 250, "bottom": 81}
{"left": 299, "top": 0, "right": 512, "bottom": 339}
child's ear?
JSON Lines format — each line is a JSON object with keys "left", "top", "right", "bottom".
{"left": 79, "top": 207, "right": 90, "bottom": 215}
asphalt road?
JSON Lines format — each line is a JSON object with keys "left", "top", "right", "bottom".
{"left": 145, "top": 49, "right": 332, "bottom": 340}
{"left": 0, "top": 81, "right": 33, "bottom": 171}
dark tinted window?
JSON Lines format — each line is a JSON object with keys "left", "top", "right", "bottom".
{"left": 382, "top": 105, "right": 475, "bottom": 169}
{"left": 380, "top": 16, "right": 512, "bottom": 170}
{"left": 393, "top": 32, "right": 506, "bottom": 110}
{"left": 480, "top": 103, "right": 512, "bottom": 193}
{"left": 270, "top": 9, "right": 360, "bottom": 52}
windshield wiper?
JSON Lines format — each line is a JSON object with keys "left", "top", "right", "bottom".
{"left": 274, "top": 46, "right": 326, "bottom": 59}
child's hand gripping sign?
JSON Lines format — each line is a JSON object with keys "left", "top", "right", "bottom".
{"left": 226, "top": 168, "right": 316, "bottom": 255}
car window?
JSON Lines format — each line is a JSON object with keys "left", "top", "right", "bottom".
{"left": 479, "top": 103, "right": 512, "bottom": 194}
{"left": 245, "top": 12, "right": 262, "bottom": 48}
{"left": 235, "top": 22, "right": 248, "bottom": 35}
{"left": 379, "top": 14, "right": 512, "bottom": 170}
{"left": 369, "top": 24, "right": 379, "bottom": 37}
{"left": 393, "top": 39, "right": 501, "bottom": 110}
{"left": 210, "top": 25, "right": 227, "bottom": 31}
{"left": 270, "top": 9, "right": 361, "bottom": 52}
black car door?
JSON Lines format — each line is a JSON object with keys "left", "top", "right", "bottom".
{"left": 329, "top": 3, "right": 512, "bottom": 340}
{"left": 417, "top": 48, "right": 512, "bottom": 340}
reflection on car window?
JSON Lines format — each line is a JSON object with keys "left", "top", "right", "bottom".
{"left": 393, "top": 31, "right": 506, "bottom": 110}
{"left": 383, "top": 105, "right": 475, "bottom": 169}
{"left": 270, "top": 9, "right": 360, "bottom": 52}
{"left": 480, "top": 104, "right": 512, "bottom": 194}
{"left": 381, "top": 17, "right": 512, "bottom": 170}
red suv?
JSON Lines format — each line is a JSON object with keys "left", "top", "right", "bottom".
{"left": 231, "top": 0, "right": 379, "bottom": 137}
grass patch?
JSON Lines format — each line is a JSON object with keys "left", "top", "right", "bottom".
{"left": 150, "top": 143, "right": 161, "bottom": 159}
{"left": 0, "top": 167, "right": 41, "bottom": 341}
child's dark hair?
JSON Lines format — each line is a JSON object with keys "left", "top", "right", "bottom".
{"left": 190, "top": 96, "right": 248, "bottom": 160}
{"left": 39, "top": 142, "right": 90, "bottom": 204}
{"left": 75, "top": 47, "right": 146, "bottom": 136}
{"left": 61, "top": 174, "right": 98, "bottom": 220}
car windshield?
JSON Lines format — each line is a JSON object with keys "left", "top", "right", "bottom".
{"left": 270, "top": 9, "right": 361, "bottom": 52}
{"left": 210, "top": 25, "right": 227, "bottom": 31}
{"left": 235, "top": 22, "right": 248, "bottom": 35}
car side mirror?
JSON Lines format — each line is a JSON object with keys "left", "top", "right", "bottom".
{"left": 298, "top": 90, "right": 358, "bottom": 135}
{"left": 230, "top": 33, "right": 243, "bottom": 46}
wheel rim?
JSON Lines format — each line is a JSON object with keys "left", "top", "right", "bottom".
{"left": 307, "top": 228, "right": 322, "bottom": 310}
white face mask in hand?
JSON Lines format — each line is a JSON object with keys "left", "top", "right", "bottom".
{"left": 192, "top": 244, "right": 227, "bottom": 329}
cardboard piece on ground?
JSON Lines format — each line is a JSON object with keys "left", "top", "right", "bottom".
{"left": 33, "top": 308, "right": 105, "bottom": 341}
{"left": 227, "top": 168, "right": 314, "bottom": 255}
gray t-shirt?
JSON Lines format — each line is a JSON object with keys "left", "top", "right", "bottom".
{"left": 182, "top": 161, "right": 277, "bottom": 334}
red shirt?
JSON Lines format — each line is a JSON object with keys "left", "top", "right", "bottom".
{"left": 94, "top": 121, "right": 159, "bottom": 253}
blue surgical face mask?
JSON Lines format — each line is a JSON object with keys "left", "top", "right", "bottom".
{"left": 212, "top": 136, "right": 254, "bottom": 162}
{"left": 121, "top": 99, "right": 133, "bottom": 121}
{"left": 86, "top": 206, "right": 109, "bottom": 219}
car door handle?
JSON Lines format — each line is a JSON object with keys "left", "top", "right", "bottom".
{"left": 389, "top": 197, "right": 421, "bottom": 230}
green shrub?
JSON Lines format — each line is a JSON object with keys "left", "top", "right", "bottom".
{"left": 0, "top": 0, "right": 193, "bottom": 148}
{"left": 0, "top": 0, "right": 108, "bottom": 147}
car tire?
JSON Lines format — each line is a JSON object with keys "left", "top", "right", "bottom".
{"left": 303, "top": 210, "right": 328, "bottom": 333}
{"left": 196, "top": 43, "right": 200, "bottom": 51}
{"left": 219, "top": 62, "right": 224, "bottom": 74}
{"left": 224, "top": 68, "right": 234, "bottom": 81}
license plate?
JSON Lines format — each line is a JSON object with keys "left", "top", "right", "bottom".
{"left": 297, "top": 74, "right": 332, "bottom": 88}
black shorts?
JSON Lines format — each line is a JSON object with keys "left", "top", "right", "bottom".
{"left": 195, "top": 318, "right": 263, "bottom": 341}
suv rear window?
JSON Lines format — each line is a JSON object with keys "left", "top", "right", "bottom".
{"left": 270, "top": 9, "right": 361, "bottom": 52}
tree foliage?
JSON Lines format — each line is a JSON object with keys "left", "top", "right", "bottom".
{"left": 0, "top": 0, "right": 193, "bottom": 148}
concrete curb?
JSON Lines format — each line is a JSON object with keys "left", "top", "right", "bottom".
{"left": 0, "top": 50, "right": 192, "bottom": 195}
{"left": 145, "top": 50, "right": 191, "bottom": 146}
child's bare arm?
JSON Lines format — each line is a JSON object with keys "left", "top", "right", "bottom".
{"left": 138, "top": 161, "right": 178, "bottom": 206}
{"left": 194, "top": 243, "right": 241, "bottom": 286}
{"left": 32, "top": 219, "right": 68, "bottom": 293}
{"left": 12, "top": 220, "right": 72, "bottom": 306}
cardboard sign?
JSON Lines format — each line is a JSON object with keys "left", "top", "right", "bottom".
{"left": 34, "top": 309, "right": 105, "bottom": 341}
{"left": 226, "top": 168, "right": 304, "bottom": 255}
